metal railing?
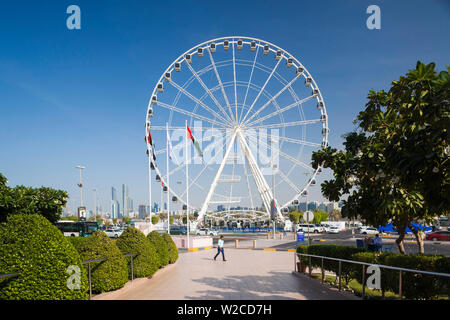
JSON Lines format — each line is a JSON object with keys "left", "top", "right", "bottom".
{"left": 0, "top": 272, "right": 19, "bottom": 280}
{"left": 295, "top": 252, "right": 450, "bottom": 300}
{"left": 82, "top": 253, "right": 138, "bottom": 299}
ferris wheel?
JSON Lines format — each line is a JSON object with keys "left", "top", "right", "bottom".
{"left": 145, "top": 36, "right": 328, "bottom": 226}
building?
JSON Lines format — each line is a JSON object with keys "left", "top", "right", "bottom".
{"left": 326, "top": 202, "right": 339, "bottom": 213}
{"left": 153, "top": 202, "right": 159, "bottom": 213}
{"left": 122, "top": 184, "right": 129, "bottom": 217}
{"left": 138, "top": 204, "right": 147, "bottom": 220}
{"left": 111, "top": 187, "right": 121, "bottom": 219}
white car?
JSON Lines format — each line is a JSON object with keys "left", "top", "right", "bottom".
{"left": 328, "top": 226, "right": 340, "bottom": 234}
{"left": 195, "top": 228, "right": 218, "bottom": 236}
{"left": 360, "top": 227, "right": 379, "bottom": 235}
{"left": 296, "top": 224, "right": 322, "bottom": 233}
{"left": 105, "top": 229, "right": 123, "bottom": 238}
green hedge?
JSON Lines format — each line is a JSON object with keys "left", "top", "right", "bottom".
{"left": 162, "top": 233, "right": 178, "bottom": 264}
{"left": 116, "top": 227, "right": 159, "bottom": 279}
{"left": 297, "top": 244, "right": 450, "bottom": 299}
{"left": 352, "top": 252, "right": 450, "bottom": 299}
{"left": 69, "top": 231, "right": 128, "bottom": 293}
{"left": 0, "top": 214, "right": 88, "bottom": 300}
{"left": 297, "top": 244, "right": 365, "bottom": 284}
{"left": 147, "top": 231, "right": 169, "bottom": 268}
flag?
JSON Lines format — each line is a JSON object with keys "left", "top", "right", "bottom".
{"left": 147, "top": 129, "right": 153, "bottom": 146}
{"left": 187, "top": 125, "right": 203, "bottom": 157}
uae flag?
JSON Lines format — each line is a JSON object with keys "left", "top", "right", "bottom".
{"left": 187, "top": 125, "right": 203, "bottom": 157}
{"left": 147, "top": 129, "right": 153, "bottom": 146}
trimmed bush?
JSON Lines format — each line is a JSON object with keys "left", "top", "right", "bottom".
{"left": 162, "top": 233, "right": 178, "bottom": 264}
{"left": 0, "top": 214, "right": 88, "bottom": 300}
{"left": 147, "top": 231, "right": 169, "bottom": 268}
{"left": 297, "top": 244, "right": 364, "bottom": 284}
{"left": 351, "top": 252, "right": 450, "bottom": 299}
{"left": 116, "top": 227, "right": 159, "bottom": 279}
{"left": 70, "top": 231, "right": 128, "bottom": 293}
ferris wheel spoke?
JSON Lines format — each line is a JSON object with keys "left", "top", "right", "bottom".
{"left": 150, "top": 125, "right": 228, "bottom": 131}
{"left": 246, "top": 132, "right": 315, "bottom": 172}
{"left": 242, "top": 151, "right": 255, "bottom": 210}
{"left": 239, "top": 44, "right": 260, "bottom": 123}
{"left": 168, "top": 79, "right": 229, "bottom": 124}
{"left": 156, "top": 101, "right": 225, "bottom": 127}
{"left": 185, "top": 62, "right": 234, "bottom": 124}
{"left": 246, "top": 95, "right": 316, "bottom": 127}
{"left": 207, "top": 48, "right": 235, "bottom": 123}
{"left": 241, "top": 57, "right": 282, "bottom": 124}
{"left": 232, "top": 41, "right": 238, "bottom": 123}
{"left": 257, "top": 132, "right": 322, "bottom": 148}
{"left": 179, "top": 138, "right": 228, "bottom": 199}
{"left": 242, "top": 75, "right": 301, "bottom": 127}
{"left": 249, "top": 118, "right": 321, "bottom": 130}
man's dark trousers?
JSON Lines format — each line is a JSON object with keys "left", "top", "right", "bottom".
{"left": 214, "top": 247, "right": 225, "bottom": 260}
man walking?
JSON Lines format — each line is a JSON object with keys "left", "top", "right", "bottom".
{"left": 214, "top": 235, "right": 226, "bottom": 261}
{"left": 373, "top": 233, "right": 383, "bottom": 252}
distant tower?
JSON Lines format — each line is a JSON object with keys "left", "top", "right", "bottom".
{"left": 122, "top": 184, "right": 129, "bottom": 217}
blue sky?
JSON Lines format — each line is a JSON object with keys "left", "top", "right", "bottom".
{"left": 0, "top": 0, "right": 449, "bottom": 214}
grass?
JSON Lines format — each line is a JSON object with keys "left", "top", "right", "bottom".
{"left": 308, "top": 273, "right": 398, "bottom": 300}
{"left": 306, "top": 272, "right": 448, "bottom": 300}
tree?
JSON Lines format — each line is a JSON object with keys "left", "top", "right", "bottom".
{"left": 289, "top": 211, "right": 301, "bottom": 224}
{"left": 312, "top": 210, "right": 328, "bottom": 224}
{"left": 151, "top": 215, "right": 159, "bottom": 224}
{"left": 328, "top": 209, "right": 342, "bottom": 221}
{"left": 0, "top": 173, "right": 68, "bottom": 224}
{"left": 312, "top": 62, "right": 449, "bottom": 254}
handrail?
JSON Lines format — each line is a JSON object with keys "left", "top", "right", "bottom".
{"left": 297, "top": 252, "right": 450, "bottom": 278}
{"left": 296, "top": 252, "right": 450, "bottom": 300}
{"left": 82, "top": 252, "right": 139, "bottom": 300}
{"left": 0, "top": 272, "right": 19, "bottom": 280}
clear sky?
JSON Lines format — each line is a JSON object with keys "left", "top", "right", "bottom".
{"left": 0, "top": 0, "right": 449, "bottom": 214}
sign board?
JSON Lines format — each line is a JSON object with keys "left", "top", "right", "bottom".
{"left": 303, "top": 211, "right": 314, "bottom": 222}
{"left": 296, "top": 231, "right": 305, "bottom": 246}
{"left": 78, "top": 206, "right": 86, "bottom": 221}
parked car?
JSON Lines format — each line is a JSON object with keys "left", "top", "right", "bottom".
{"left": 296, "top": 224, "right": 322, "bottom": 233}
{"left": 426, "top": 231, "right": 450, "bottom": 241}
{"left": 328, "top": 226, "right": 340, "bottom": 234}
{"left": 314, "top": 224, "right": 325, "bottom": 233}
{"left": 360, "top": 227, "right": 379, "bottom": 235}
{"left": 169, "top": 226, "right": 186, "bottom": 235}
{"left": 320, "top": 224, "right": 331, "bottom": 232}
{"left": 195, "top": 228, "right": 218, "bottom": 236}
{"left": 104, "top": 229, "right": 122, "bottom": 238}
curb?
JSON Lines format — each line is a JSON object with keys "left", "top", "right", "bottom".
{"left": 228, "top": 247, "right": 297, "bottom": 252}
{"left": 178, "top": 246, "right": 213, "bottom": 252}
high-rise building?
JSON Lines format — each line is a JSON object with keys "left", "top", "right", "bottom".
{"left": 138, "top": 205, "right": 147, "bottom": 219}
{"left": 111, "top": 187, "right": 121, "bottom": 219}
{"left": 153, "top": 202, "right": 159, "bottom": 213}
{"left": 122, "top": 184, "right": 130, "bottom": 217}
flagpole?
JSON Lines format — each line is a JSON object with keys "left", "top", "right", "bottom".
{"left": 148, "top": 145, "right": 152, "bottom": 231}
{"left": 166, "top": 122, "right": 170, "bottom": 235}
{"left": 185, "top": 120, "right": 189, "bottom": 250}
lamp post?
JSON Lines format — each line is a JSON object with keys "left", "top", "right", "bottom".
{"left": 75, "top": 166, "right": 85, "bottom": 207}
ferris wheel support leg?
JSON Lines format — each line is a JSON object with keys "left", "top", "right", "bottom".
{"left": 197, "top": 132, "right": 238, "bottom": 222}
{"left": 236, "top": 131, "right": 281, "bottom": 221}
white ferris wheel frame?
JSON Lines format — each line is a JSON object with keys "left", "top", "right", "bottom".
{"left": 145, "top": 36, "right": 329, "bottom": 225}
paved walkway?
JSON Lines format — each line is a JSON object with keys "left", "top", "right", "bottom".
{"left": 93, "top": 249, "right": 359, "bottom": 300}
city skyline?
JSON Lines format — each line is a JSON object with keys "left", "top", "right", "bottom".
{"left": 1, "top": 1, "right": 449, "bottom": 217}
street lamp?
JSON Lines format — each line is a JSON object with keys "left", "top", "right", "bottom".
{"left": 75, "top": 166, "right": 85, "bottom": 206}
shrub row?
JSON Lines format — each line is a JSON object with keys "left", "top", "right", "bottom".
{"left": 351, "top": 252, "right": 450, "bottom": 299}
{"left": 0, "top": 214, "right": 179, "bottom": 299}
{"left": 296, "top": 244, "right": 365, "bottom": 284}
{"left": 0, "top": 214, "right": 89, "bottom": 300}
{"left": 297, "top": 244, "right": 450, "bottom": 299}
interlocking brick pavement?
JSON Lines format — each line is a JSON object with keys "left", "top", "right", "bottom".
{"left": 93, "top": 249, "right": 359, "bottom": 300}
